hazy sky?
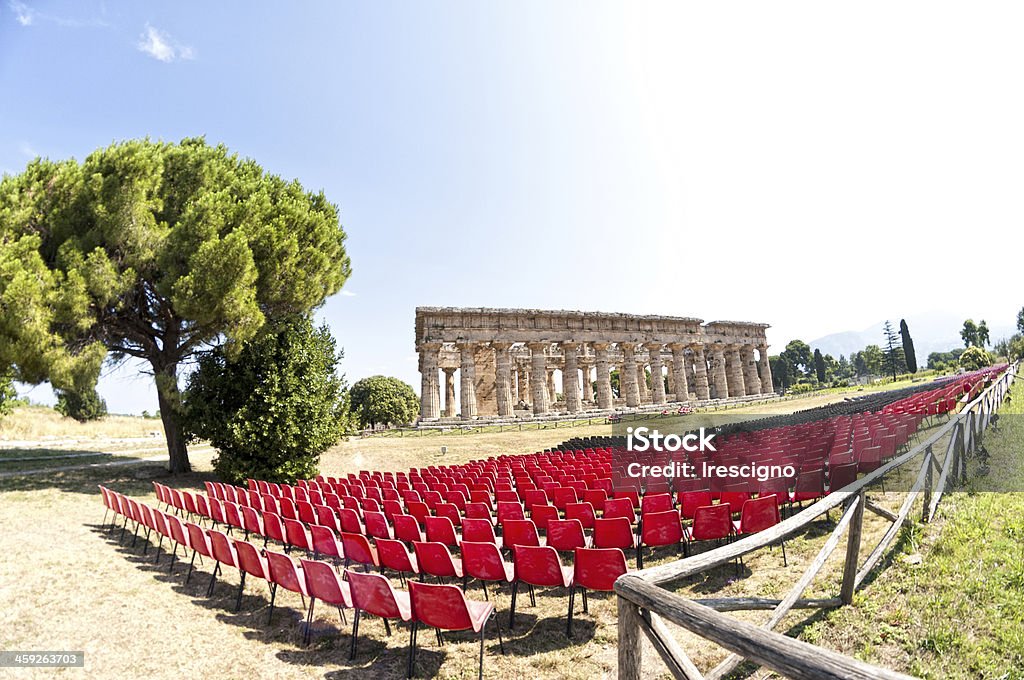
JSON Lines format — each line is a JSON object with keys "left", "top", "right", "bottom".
{"left": 2, "top": 2, "right": 1021, "bottom": 413}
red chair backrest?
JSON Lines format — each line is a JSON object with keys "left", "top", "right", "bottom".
{"left": 738, "top": 496, "right": 780, "bottom": 534}
{"left": 641, "top": 493, "right": 673, "bottom": 515}
{"left": 412, "top": 541, "right": 460, "bottom": 578}
{"left": 340, "top": 532, "right": 377, "bottom": 566}
{"left": 310, "top": 524, "right": 342, "bottom": 558}
{"left": 546, "top": 519, "right": 587, "bottom": 551}
{"left": 377, "top": 538, "right": 417, "bottom": 573}
{"left": 640, "top": 509, "right": 683, "bottom": 545}
{"left": 233, "top": 539, "right": 269, "bottom": 579}
{"left": 347, "top": 569, "right": 408, "bottom": 620}
{"left": 300, "top": 558, "right": 351, "bottom": 607}
{"left": 461, "top": 518, "right": 497, "bottom": 544}
{"left": 266, "top": 550, "right": 305, "bottom": 594}
{"left": 573, "top": 547, "right": 628, "bottom": 591}
{"left": 603, "top": 497, "right": 635, "bottom": 521}
{"left": 513, "top": 545, "right": 568, "bottom": 587}
{"left": 593, "top": 517, "right": 634, "bottom": 550}
{"left": 690, "top": 504, "right": 732, "bottom": 541}
{"left": 500, "top": 519, "right": 540, "bottom": 549}
{"left": 461, "top": 541, "right": 510, "bottom": 582}
{"left": 208, "top": 529, "right": 237, "bottom": 567}
{"left": 409, "top": 580, "right": 474, "bottom": 631}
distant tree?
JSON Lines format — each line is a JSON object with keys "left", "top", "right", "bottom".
{"left": 1009, "top": 335, "right": 1024, "bottom": 362}
{"left": 882, "top": 321, "right": 906, "bottom": 380}
{"left": 899, "top": 319, "right": 917, "bottom": 373}
{"left": 861, "top": 345, "right": 885, "bottom": 377}
{"left": 927, "top": 348, "right": 966, "bottom": 371}
{"left": 961, "top": 319, "right": 979, "bottom": 348}
{"left": 813, "top": 349, "right": 826, "bottom": 383}
{"left": 959, "top": 346, "right": 993, "bottom": 371}
{"left": 977, "top": 320, "right": 990, "bottom": 347}
{"left": 852, "top": 351, "right": 866, "bottom": 377}
{"left": 836, "top": 354, "right": 854, "bottom": 380}
{"left": 769, "top": 355, "right": 791, "bottom": 388}
{"left": 55, "top": 387, "right": 108, "bottom": 422}
{"left": 781, "top": 340, "right": 812, "bottom": 381}
{"left": 350, "top": 376, "right": 419, "bottom": 430}
{"left": 183, "top": 316, "right": 349, "bottom": 484}
{"left": 0, "top": 138, "right": 351, "bottom": 473}
{"left": 1018, "top": 307, "right": 1024, "bottom": 335}
{"left": 609, "top": 369, "right": 621, "bottom": 397}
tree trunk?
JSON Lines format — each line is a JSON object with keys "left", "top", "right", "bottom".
{"left": 154, "top": 361, "right": 191, "bottom": 474}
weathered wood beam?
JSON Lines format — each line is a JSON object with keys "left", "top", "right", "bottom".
{"left": 690, "top": 596, "right": 841, "bottom": 612}
{"left": 616, "top": 575, "right": 917, "bottom": 680}
{"left": 638, "top": 609, "right": 705, "bottom": 680}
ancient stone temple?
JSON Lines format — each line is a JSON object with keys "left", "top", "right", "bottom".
{"left": 415, "top": 307, "right": 774, "bottom": 421}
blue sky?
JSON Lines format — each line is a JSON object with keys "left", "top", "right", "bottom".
{"left": 2, "top": 1, "right": 1022, "bottom": 413}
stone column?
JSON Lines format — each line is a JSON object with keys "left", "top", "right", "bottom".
{"left": 521, "top": 363, "right": 531, "bottom": 407}
{"left": 742, "top": 345, "right": 762, "bottom": 395}
{"left": 621, "top": 343, "right": 640, "bottom": 408}
{"left": 458, "top": 342, "right": 478, "bottom": 419}
{"left": 646, "top": 343, "right": 667, "bottom": 405}
{"left": 493, "top": 342, "right": 514, "bottom": 417}
{"left": 710, "top": 346, "right": 728, "bottom": 400}
{"left": 637, "top": 363, "right": 649, "bottom": 403}
{"left": 511, "top": 365, "right": 519, "bottom": 404}
{"left": 528, "top": 343, "right": 549, "bottom": 414}
{"left": 758, "top": 344, "right": 775, "bottom": 394}
{"left": 693, "top": 345, "right": 711, "bottom": 400}
{"left": 670, "top": 343, "right": 690, "bottom": 402}
{"left": 546, "top": 368, "right": 556, "bottom": 404}
{"left": 580, "top": 360, "right": 594, "bottom": 403}
{"left": 418, "top": 343, "right": 441, "bottom": 420}
{"left": 561, "top": 342, "right": 581, "bottom": 413}
{"left": 443, "top": 367, "right": 457, "bottom": 417}
{"left": 725, "top": 346, "right": 746, "bottom": 398}
{"left": 594, "top": 343, "right": 613, "bottom": 410}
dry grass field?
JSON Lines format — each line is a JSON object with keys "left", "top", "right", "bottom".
{"left": 0, "top": 381, "right": 973, "bottom": 680}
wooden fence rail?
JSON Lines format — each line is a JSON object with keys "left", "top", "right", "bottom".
{"left": 615, "top": 364, "right": 1017, "bottom": 680}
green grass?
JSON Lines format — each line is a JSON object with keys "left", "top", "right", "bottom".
{"left": 797, "top": 377, "right": 1024, "bottom": 679}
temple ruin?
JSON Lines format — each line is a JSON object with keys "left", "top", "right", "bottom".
{"left": 415, "top": 307, "right": 774, "bottom": 421}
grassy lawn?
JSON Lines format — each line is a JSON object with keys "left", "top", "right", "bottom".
{"left": 794, "top": 378, "right": 1024, "bottom": 679}
{"left": 0, "top": 377, "right": 991, "bottom": 679}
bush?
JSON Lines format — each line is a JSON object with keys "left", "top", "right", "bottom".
{"left": 787, "top": 383, "right": 817, "bottom": 395}
{"left": 958, "top": 346, "right": 993, "bottom": 372}
{"left": 54, "top": 387, "right": 108, "bottom": 422}
{"left": 183, "top": 316, "right": 349, "bottom": 484}
{"left": 349, "top": 375, "right": 419, "bottom": 430}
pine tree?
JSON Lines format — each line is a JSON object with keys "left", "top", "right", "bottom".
{"left": 899, "top": 319, "right": 917, "bottom": 373}
{"left": 813, "top": 349, "right": 826, "bottom": 383}
{"left": 882, "top": 321, "right": 906, "bottom": 380}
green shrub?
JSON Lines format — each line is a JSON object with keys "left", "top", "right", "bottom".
{"left": 54, "top": 387, "right": 108, "bottom": 422}
{"left": 183, "top": 316, "right": 349, "bottom": 484}
{"left": 959, "top": 346, "right": 993, "bottom": 372}
{"left": 350, "top": 375, "right": 419, "bottom": 429}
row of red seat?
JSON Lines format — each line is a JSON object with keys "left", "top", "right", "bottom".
{"left": 102, "top": 484, "right": 634, "bottom": 676}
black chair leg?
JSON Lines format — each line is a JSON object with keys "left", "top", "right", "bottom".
{"left": 186, "top": 550, "right": 198, "bottom": 583}
{"left": 267, "top": 583, "right": 278, "bottom": 623}
{"left": 566, "top": 587, "right": 575, "bottom": 637}
{"left": 384, "top": 617, "right": 392, "bottom": 637}
{"left": 304, "top": 597, "right": 316, "bottom": 645}
{"left": 349, "top": 609, "right": 361, "bottom": 661}
{"left": 235, "top": 572, "right": 247, "bottom": 612}
{"left": 509, "top": 580, "right": 518, "bottom": 628}
{"left": 407, "top": 620, "right": 418, "bottom": 678}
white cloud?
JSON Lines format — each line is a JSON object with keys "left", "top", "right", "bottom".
{"left": 340, "top": 290, "right": 357, "bottom": 297}
{"left": 9, "top": 1, "right": 33, "bottom": 26}
{"left": 137, "top": 24, "right": 194, "bottom": 62}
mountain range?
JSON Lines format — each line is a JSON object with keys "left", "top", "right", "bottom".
{"left": 808, "top": 311, "right": 1016, "bottom": 367}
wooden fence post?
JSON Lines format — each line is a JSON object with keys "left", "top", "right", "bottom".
{"left": 922, "top": 446, "right": 933, "bottom": 523}
{"left": 618, "top": 595, "right": 643, "bottom": 680}
{"left": 840, "top": 489, "right": 865, "bottom": 605}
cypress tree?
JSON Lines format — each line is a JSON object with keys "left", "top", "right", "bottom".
{"left": 899, "top": 319, "right": 917, "bottom": 373}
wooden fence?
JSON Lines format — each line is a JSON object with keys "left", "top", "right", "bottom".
{"left": 614, "top": 364, "right": 1017, "bottom": 680}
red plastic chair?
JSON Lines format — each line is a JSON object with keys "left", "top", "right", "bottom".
{"left": 232, "top": 539, "right": 271, "bottom": 612}
{"left": 637, "top": 509, "right": 684, "bottom": 568}
{"left": 424, "top": 515, "right": 461, "bottom": 548}
{"left": 207, "top": 528, "right": 240, "bottom": 598}
{"left": 546, "top": 519, "right": 590, "bottom": 552}
{"left": 184, "top": 522, "right": 214, "bottom": 586}
{"left": 461, "top": 541, "right": 514, "bottom": 600}
{"left": 462, "top": 517, "right": 501, "bottom": 549}
{"left": 530, "top": 504, "right": 560, "bottom": 533}
{"left": 509, "top": 545, "right": 573, "bottom": 628}
{"left": 394, "top": 514, "right": 425, "bottom": 544}
{"left": 679, "top": 491, "right": 714, "bottom": 520}
{"left": 640, "top": 493, "right": 674, "bottom": 515}
{"left": 299, "top": 558, "right": 352, "bottom": 644}
{"left": 408, "top": 580, "right": 504, "bottom": 680}
{"left": 569, "top": 547, "right": 628, "bottom": 636}
{"left": 413, "top": 541, "right": 463, "bottom": 582}
{"left": 602, "top": 497, "right": 635, "bottom": 522}
{"left": 734, "top": 496, "right": 786, "bottom": 566}
{"left": 262, "top": 511, "right": 286, "bottom": 546}
{"left": 310, "top": 524, "right": 344, "bottom": 562}
{"left": 283, "top": 517, "right": 313, "bottom": 553}
{"left": 496, "top": 501, "right": 525, "bottom": 525}
{"left": 593, "top": 516, "right": 638, "bottom": 566}
{"left": 565, "top": 502, "right": 596, "bottom": 529}
{"left": 500, "top": 519, "right": 540, "bottom": 550}
{"left": 265, "top": 550, "right": 308, "bottom": 624}
{"left": 346, "top": 569, "right": 413, "bottom": 661}
{"left": 685, "top": 504, "right": 734, "bottom": 555}
{"left": 240, "top": 505, "right": 264, "bottom": 539}
{"left": 364, "top": 511, "right": 393, "bottom": 540}
{"left": 377, "top": 537, "right": 419, "bottom": 583}
{"left": 340, "top": 532, "right": 379, "bottom": 570}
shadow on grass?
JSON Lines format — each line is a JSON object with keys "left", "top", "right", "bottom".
{"left": 91, "top": 517, "right": 593, "bottom": 678}
{"left": 0, "top": 463, "right": 215, "bottom": 497}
